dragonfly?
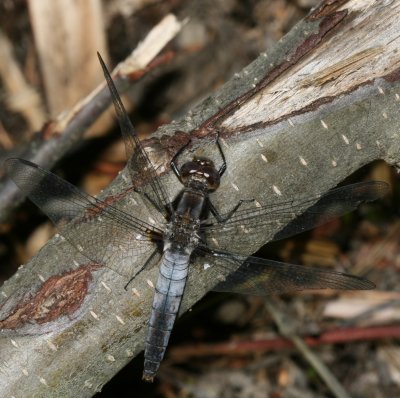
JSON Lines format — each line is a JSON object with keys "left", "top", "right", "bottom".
{"left": 6, "top": 53, "right": 389, "bottom": 382}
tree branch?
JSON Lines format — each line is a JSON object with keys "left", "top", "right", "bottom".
{"left": 0, "top": 2, "right": 399, "bottom": 396}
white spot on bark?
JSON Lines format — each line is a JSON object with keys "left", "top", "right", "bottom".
{"left": 132, "top": 288, "right": 141, "bottom": 297}
{"left": 46, "top": 340, "right": 58, "bottom": 351}
{"left": 382, "top": 111, "right": 388, "bottom": 119}
{"left": 332, "top": 160, "right": 337, "bottom": 167}
{"left": 21, "top": 368, "right": 29, "bottom": 376}
{"left": 116, "top": 315, "right": 125, "bottom": 325}
{"left": 255, "top": 200, "right": 261, "bottom": 208}
{"left": 273, "top": 185, "right": 282, "bottom": 196}
{"left": 10, "top": 339, "right": 18, "bottom": 348}
{"left": 299, "top": 156, "right": 308, "bottom": 166}
{"left": 101, "top": 281, "right": 111, "bottom": 292}
{"left": 261, "top": 154, "right": 268, "bottom": 163}
{"left": 341, "top": 134, "right": 350, "bottom": 145}
{"left": 212, "top": 237, "right": 220, "bottom": 247}
{"left": 240, "top": 225, "right": 250, "bottom": 233}
{"left": 39, "top": 376, "right": 48, "bottom": 386}
{"left": 73, "top": 260, "right": 79, "bottom": 267}
{"left": 231, "top": 182, "right": 239, "bottom": 191}
{"left": 396, "top": 93, "right": 400, "bottom": 101}
{"left": 378, "top": 86, "right": 384, "bottom": 95}
{"left": 38, "top": 274, "right": 46, "bottom": 282}
{"left": 107, "top": 354, "right": 115, "bottom": 362}
{"left": 356, "top": 143, "right": 362, "bottom": 150}
{"left": 256, "top": 138, "right": 264, "bottom": 147}
{"left": 203, "top": 263, "right": 211, "bottom": 270}
{"left": 126, "top": 349, "right": 133, "bottom": 357}
{"left": 84, "top": 380, "right": 93, "bottom": 389}
{"left": 148, "top": 217, "right": 156, "bottom": 224}
{"left": 288, "top": 118, "right": 294, "bottom": 127}
{"left": 321, "top": 120, "right": 328, "bottom": 129}
{"left": 1, "top": 291, "right": 7, "bottom": 298}
{"left": 147, "top": 279, "right": 154, "bottom": 288}
{"left": 220, "top": 137, "right": 229, "bottom": 148}
{"left": 90, "top": 311, "right": 99, "bottom": 320}
{"left": 77, "top": 244, "right": 84, "bottom": 252}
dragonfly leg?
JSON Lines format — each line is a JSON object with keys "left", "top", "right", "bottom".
{"left": 207, "top": 197, "right": 255, "bottom": 223}
{"left": 170, "top": 139, "right": 191, "bottom": 182}
{"left": 215, "top": 132, "right": 227, "bottom": 177}
{"left": 124, "top": 248, "right": 160, "bottom": 290}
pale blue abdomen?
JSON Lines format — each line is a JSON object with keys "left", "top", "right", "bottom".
{"left": 143, "top": 249, "right": 189, "bottom": 381}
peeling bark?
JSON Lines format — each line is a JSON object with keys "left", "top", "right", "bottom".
{"left": 0, "top": 1, "right": 400, "bottom": 396}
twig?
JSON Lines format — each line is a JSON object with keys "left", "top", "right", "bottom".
{"left": 28, "top": 0, "right": 107, "bottom": 117}
{"left": 265, "top": 298, "right": 352, "bottom": 398}
{"left": 341, "top": 299, "right": 400, "bottom": 327}
{"left": 0, "top": 30, "right": 46, "bottom": 132}
{"left": 0, "top": 122, "right": 13, "bottom": 151}
{"left": 168, "top": 324, "right": 400, "bottom": 360}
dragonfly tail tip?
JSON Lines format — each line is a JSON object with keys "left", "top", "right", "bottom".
{"left": 142, "top": 372, "right": 155, "bottom": 383}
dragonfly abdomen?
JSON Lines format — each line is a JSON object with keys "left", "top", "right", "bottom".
{"left": 143, "top": 250, "right": 190, "bottom": 382}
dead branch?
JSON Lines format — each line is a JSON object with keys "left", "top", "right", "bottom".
{"left": 168, "top": 324, "right": 400, "bottom": 360}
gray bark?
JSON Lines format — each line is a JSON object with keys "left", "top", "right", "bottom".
{"left": 1, "top": 1, "right": 400, "bottom": 396}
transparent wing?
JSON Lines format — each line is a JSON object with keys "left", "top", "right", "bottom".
{"left": 98, "top": 53, "right": 172, "bottom": 218}
{"left": 194, "top": 246, "right": 374, "bottom": 296}
{"left": 201, "top": 181, "right": 389, "bottom": 253}
{"left": 6, "top": 158, "right": 164, "bottom": 279}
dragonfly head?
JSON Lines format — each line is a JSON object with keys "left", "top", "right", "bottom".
{"left": 180, "top": 157, "right": 220, "bottom": 191}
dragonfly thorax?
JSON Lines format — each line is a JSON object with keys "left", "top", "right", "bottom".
{"left": 164, "top": 215, "right": 200, "bottom": 253}
{"left": 179, "top": 157, "right": 220, "bottom": 191}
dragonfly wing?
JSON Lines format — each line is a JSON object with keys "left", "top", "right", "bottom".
{"left": 194, "top": 246, "right": 374, "bottom": 296}
{"left": 201, "top": 181, "right": 389, "bottom": 254}
{"left": 98, "top": 53, "right": 173, "bottom": 220}
{"left": 6, "top": 158, "right": 164, "bottom": 279}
